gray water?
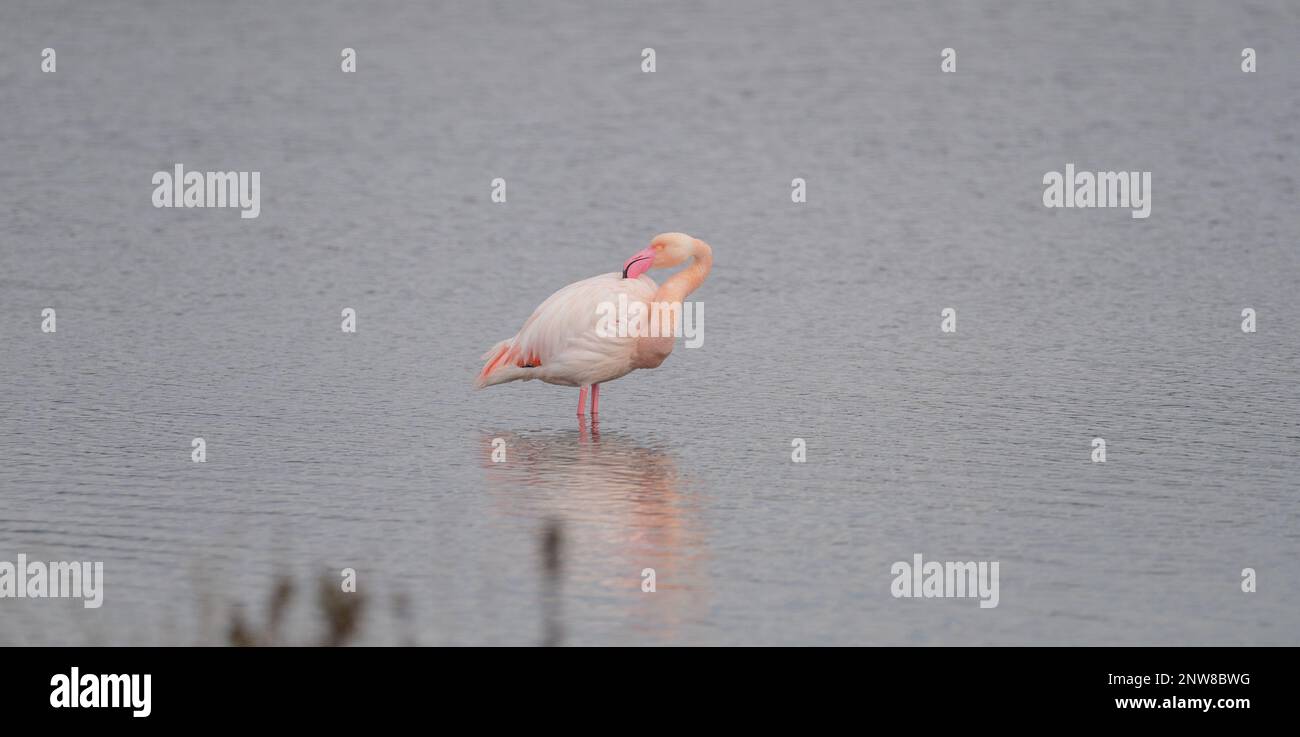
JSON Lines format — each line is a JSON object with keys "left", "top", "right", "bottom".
{"left": 1, "top": 0, "right": 1298, "bottom": 645}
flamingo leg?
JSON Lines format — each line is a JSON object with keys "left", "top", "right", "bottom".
{"left": 591, "top": 383, "right": 600, "bottom": 415}
{"left": 577, "top": 385, "right": 589, "bottom": 416}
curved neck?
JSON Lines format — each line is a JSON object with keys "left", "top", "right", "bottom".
{"left": 633, "top": 241, "right": 710, "bottom": 368}
{"left": 653, "top": 240, "right": 712, "bottom": 304}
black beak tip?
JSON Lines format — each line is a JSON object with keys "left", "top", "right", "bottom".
{"left": 622, "top": 255, "right": 650, "bottom": 279}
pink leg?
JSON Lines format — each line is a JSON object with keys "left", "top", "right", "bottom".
{"left": 591, "top": 384, "right": 600, "bottom": 415}
{"left": 577, "top": 385, "right": 589, "bottom": 416}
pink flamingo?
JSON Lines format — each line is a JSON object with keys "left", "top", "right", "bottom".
{"left": 476, "top": 232, "right": 713, "bottom": 415}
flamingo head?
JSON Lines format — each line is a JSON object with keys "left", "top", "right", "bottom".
{"left": 622, "top": 232, "right": 699, "bottom": 279}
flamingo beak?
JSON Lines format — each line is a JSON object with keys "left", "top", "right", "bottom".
{"left": 622, "top": 247, "right": 656, "bottom": 279}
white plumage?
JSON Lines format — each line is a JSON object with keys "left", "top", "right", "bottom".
{"left": 476, "top": 232, "right": 712, "bottom": 417}
{"left": 476, "top": 272, "right": 657, "bottom": 389}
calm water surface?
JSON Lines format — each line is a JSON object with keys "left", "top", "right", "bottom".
{"left": 1, "top": 0, "right": 1298, "bottom": 644}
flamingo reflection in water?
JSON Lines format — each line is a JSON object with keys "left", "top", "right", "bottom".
{"left": 479, "top": 418, "right": 709, "bottom": 641}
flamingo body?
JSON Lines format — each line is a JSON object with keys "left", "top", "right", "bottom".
{"left": 476, "top": 232, "right": 712, "bottom": 415}
{"left": 476, "top": 272, "right": 656, "bottom": 389}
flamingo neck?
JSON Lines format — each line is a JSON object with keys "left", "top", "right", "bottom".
{"left": 634, "top": 241, "right": 711, "bottom": 368}
{"left": 653, "top": 241, "right": 712, "bottom": 304}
